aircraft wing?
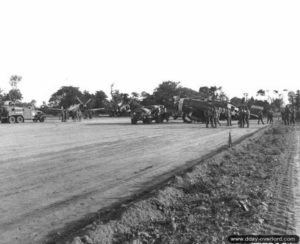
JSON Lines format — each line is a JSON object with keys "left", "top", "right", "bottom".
{"left": 46, "top": 107, "right": 63, "bottom": 111}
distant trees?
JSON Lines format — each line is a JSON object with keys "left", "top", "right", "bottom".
{"left": 7, "top": 75, "right": 23, "bottom": 102}
{"left": 49, "top": 86, "right": 82, "bottom": 108}
{"left": 150, "top": 81, "right": 200, "bottom": 108}
{"left": 140, "top": 91, "right": 156, "bottom": 106}
{"left": 256, "top": 89, "right": 265, "bottom": 96}
{"left": 152, "top": 81, "right": 181, "bottom": 108}
{"left": 48, "top": 86, "right": 109, "bottom": 110}
{"left": 295, "top": 90, "right": 300, "bottom": 110}
{"left": 0, "top": 88, "right": 5, "bottom": 102}
{"left": 8, "top": 89, "right": 23, "bottom": 102}
{"left": 94, "top": 90, "right": 108, "bottom": 108}
{"left": 199, "top": 86, "right": 226, "bottom": 101}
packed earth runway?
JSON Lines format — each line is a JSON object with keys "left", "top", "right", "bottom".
{"left": 0, "top": 117, "right": 268, "bottom": 244}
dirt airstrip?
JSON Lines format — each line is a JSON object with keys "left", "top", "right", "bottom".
{"left": 0, "top": 118, "right": 268, "bottom": 244}
{"left": 65, "top": 124, "right": 299, "bottom": 244}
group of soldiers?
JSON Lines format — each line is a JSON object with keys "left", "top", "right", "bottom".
{"left": 204, "top": 105, "right": 277, "bottom": 128}
{"left": 60, "top": 106, "right": 84, "bottom": 122}
{"left": 205, "top": 106, "right": 222, "bottom": 128}
{"left": 205, "top": 105, "right": 250, "bottom": 128}
{"left": 281, "top": 105, "right": 297, "bottom": 125}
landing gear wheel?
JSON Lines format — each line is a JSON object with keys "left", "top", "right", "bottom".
{"left": 8, "top": 116, "right": 16, "bottom": 124}
{"left": 16, "top": 116, "right": 24, "bottom": 123}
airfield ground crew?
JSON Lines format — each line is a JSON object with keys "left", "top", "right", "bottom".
{"left": 205, "top": 108, "right": 214, "bottom": 128}
{"left": 238, "top": 106, "right": 245, "bottom": 128}
{"left": 257, "top": 110, "right": 264, "bottom": 125}
{"left": 245, "top": 107, "right": 250, "bottom": 128}
{"left": 284, "top": 105, "right": 291, "bottom": 125}
{"left": 290, "top": 107, "right": 296, "bottom": 125}
{"left": 227, "top": 107, "right": 232, "bottom": 126}
{"left": 212, "top": 106, "right": 218, "bottom": 128}
{"left": 266, "top": 110, "right": 273, "bottom": 124}
{"left": 61, "top": 106, "right": 67, "bottom": 122}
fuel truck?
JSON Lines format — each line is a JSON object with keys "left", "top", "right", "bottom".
{"left": 0, "top": 101, "right": 46, "bottom": 123}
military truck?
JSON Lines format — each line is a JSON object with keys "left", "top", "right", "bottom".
{"left": 131, "top": 107, "right": 152, "bottom": 124}
{"left": 0, "top": 101, "right": 46, "bottom": 123}
{"left": 130, "top": 105, "right": 169, "bottom": 124}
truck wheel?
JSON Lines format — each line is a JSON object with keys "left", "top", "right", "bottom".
{"left": 8, "top": 116, "right": 16, "bottom": 124}
{"left": 16, "top": 116, "right": 24, "bottom": 123}
{"left": 39, "top": 117, "right": 45, "bottom": 122}
{"left": 33, "top": 119, "right": 37, "bottom": 123}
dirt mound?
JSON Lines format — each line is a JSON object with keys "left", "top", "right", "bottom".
{"left": 66, "top": 125, "right": 295, "bottom": 244}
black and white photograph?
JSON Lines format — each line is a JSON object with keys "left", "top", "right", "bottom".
{"left": 0, "top": 1, "right": 300, "bottom": 244}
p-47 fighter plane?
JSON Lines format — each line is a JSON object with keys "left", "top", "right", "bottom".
{"left": 45, "top": 96, "right": 105, "bottom": 121}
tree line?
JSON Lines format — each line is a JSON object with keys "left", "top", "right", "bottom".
{"left": 1, "top": 76, "right": 300, "bottom": 114}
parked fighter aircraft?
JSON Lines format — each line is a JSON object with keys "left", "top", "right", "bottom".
{"left": 44, "top": 96, "right": 105, "bottom": 121}
{"left": 176, "top": 97, "right": 229, "bottom": 123}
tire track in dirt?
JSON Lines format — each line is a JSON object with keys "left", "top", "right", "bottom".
{"left": 293, "top": 125, "right": 300, "bottom": 235}
{"left": 0, "top": 119, "right": 267, "bottom": 244}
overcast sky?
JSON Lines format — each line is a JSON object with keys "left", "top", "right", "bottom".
{"left": 0, "top": 0, "right": 299, "bottom": 105}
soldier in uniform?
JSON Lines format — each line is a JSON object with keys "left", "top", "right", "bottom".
{"left": 245, "top": 107, "right": 250, "bottom": 128}
{"left": 257, "top": 110, "right": 264, "bottom": 125}
{"left": 238, "top": 106, "right": 245, "bottom": 128}
{"left": 205, "top": 108, "right": 211, "bottom": 128}
{"left": 215, "top": 107, "right": 221, "bottom": 127}
{"left": 290, "top": 107, "right": 296, "bottom": 125}
{"left": 226, "top": 107, "right": 232, "bottom": 126}
{"left": 205, "top": 107, "right": 214, "bottom": 128}
{"left": 267, "top": 110, "right": 273, "bottom": 124}
{"left": 284, "top": 105, "right": 290, "bottom": 125}
{"left": 212, "top": 106, "right": 218, "bottom": 128}
{"left": 61, "top": 106, "right": 66, "bottom": 122}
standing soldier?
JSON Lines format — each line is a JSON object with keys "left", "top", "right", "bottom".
{"left": 257, "top": 110, "right": 264, "bottom": 125}
{"left": 212, "top": 106, "right": 218, "bottom": 128}
{"left": 245, "top": 107, "right": 250, "bottom": 128}
{"left": 238, "top": 106, "right": 245, "bottom": 128}
{"left": 227, "top": 106, "right": 232, "bottom": 126}
{"left": 61, "top": 106, "right": 66, "bottom": 122}
{"left": 284, "top": 105, "right": 290, "bottom": 125}
{"left": 215, "top": 107, "right": 221, "bottom": 127}
{"left": 205, "top": 108, "right": 212, "bottom": 128}
{"left": 267, "top": 110, "right": 273, "bottom": 124}
{"left": 290, "top": 107, "right": 296, "bottom": 125}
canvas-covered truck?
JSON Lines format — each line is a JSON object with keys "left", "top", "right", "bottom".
{"left": 130, "top": 105, "right": 170, "bottom": 124}
{"left": 0, "top": 101, "right": 46, "bottom": 124}
{"left": 146, "top": 105, "right": 170, "bottom": 123}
